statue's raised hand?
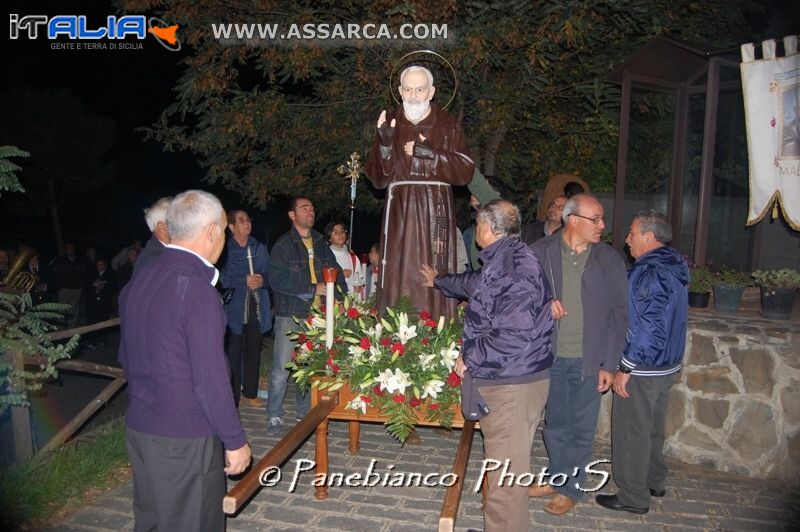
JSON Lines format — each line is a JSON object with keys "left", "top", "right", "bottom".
{"left": 377, "top": 110, "right": 396, "bottom": 147}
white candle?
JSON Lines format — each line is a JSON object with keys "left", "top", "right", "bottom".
{"left": 326, "top": 280, "right": 335, "bottom": 348}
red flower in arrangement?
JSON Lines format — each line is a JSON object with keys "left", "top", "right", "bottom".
{"left": 297, "top": 333, "right": 307, "bottom": 344}
{"left": 428, "top": 403, "right": 440, "bottom": 411}
{"left": 391, "top": 342, "right": 405, "bottom": 356}
{"left": 421, "top": 338, "right": 430, "bottom": 346}
{"left": 327, "top": 348, "right": 336, "bottom": 357}
{"left": 361, "top": 395, "right": 372, "bottom": 404}
{"left": 379, "top": 336, "right": 392, "bottom": 347}
{"left": 347, "top": 307, "right": 360, "bottom": 319}
{"left": 447, "top": 371, "right": 462, "bottom": 387}
{"left": 372, "top": 384, "right": 385, "bottom": 396}
{"left": 425, "top": 319, "right": 437, "bottom": 328}
{"left": 360, "top": 337, "right": 371, "bottom": 349}
{"left": 327, "top": 359, "right": 340, "bottom": 374}
{"left": 369, "top": 307, "right": 378, "bottom": 316}
{"left": 409, "top": 397, "right": 423, "bottom": 407}
{"left": 305, "top": 315, "right": 314, "bottom": 325}
{"left": 419, "top": 310, "right": 432, "bottom": 321}
{"left": 305, "top": 341, "right": 314, "bottom": 351}
{"left": 392, "top": 393, "right": 406, "bottom": 404}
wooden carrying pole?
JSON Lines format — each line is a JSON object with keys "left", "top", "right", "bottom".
{"left": 438, "top": 419, "right": 476, "bottom": 532}
{"left": 222, "top": 393, "right": 339, "bottom": 515}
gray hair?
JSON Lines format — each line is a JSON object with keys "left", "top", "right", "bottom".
{"left": 476, "top": 199, "right": 521, "bottom": 239}
{"left": 166, "top": 190, "right": 225, "bottom": 242}
{"left": 634, "top": 209, "right": 673, "bottom": 244}
{"left": 400, "top": 65, "right": 434, "bottom": 88}
{"left": 561, "top": 193, "right": 597, "bottom": 225}
{"left": 144, "top": 196, "right": 172, "bottom": 232}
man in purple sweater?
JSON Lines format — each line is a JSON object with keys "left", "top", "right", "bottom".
{"left": 119, "top": 190, "right": 251, "bottom": 531}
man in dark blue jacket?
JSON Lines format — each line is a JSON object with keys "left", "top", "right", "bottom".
{"left": 268, "top": 197, "right": 345, "bottom": 431}
{"left": 597, "top": 210, "right": 688, "bottom": 515}
{"left": 422, "top": 199, "right": 553, "bottom": 531}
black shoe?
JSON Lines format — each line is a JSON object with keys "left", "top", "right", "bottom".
{"left": 649, "top": 488, "right": 666, "bottom": 497}
{"left": 595, "top": 494, "right": 649, "bottom": 514}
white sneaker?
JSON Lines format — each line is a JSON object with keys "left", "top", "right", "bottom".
{"left": 269, "top": 417, "right": 284, "bottom": 427}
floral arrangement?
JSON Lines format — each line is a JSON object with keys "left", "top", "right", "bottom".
{"left": 286, "top": 295, "right": 464, "bottom": 442}
{"left": 685, "top": 257, "right": 713, "bottom": 293}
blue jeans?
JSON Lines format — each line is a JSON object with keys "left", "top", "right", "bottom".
{"left": 268, "top": 316, "right": 310, "bottom": 419}
{"left": 542, "top": 356, "right": 602, "bottom": 501}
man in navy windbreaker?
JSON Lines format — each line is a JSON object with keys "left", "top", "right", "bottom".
{"left": 597, "top": 210, "right": 688, "bottom": 515}
{"left": 422, "top": 199, "right": 553, "bottom": 531}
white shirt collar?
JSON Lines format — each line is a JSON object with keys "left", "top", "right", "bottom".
{"left": 164, "top": 243, "right": 219, "bottom": 286}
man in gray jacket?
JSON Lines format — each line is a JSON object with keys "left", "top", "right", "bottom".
{"left": 528, "top": 194, "right": 628, "bottom": 515}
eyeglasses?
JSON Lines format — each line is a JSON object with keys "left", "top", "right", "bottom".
{"left": 569, "top": 213, "right": 604, "bottom": 225}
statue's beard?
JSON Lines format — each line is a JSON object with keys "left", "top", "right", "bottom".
{"left": 403, "top": 100, "right": 430, "bottom": 122}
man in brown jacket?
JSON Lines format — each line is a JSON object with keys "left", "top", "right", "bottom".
{"left": 365, "top": 65, "right": 474, "bottom": 318}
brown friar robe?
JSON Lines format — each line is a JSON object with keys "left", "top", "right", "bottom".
{"left": 365, "top": 104, "right": 474, "bottom": 318}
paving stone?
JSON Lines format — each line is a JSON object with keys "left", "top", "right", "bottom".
{"left": 640, "top": 513, "right": 713, "bottom": 527}
{"left": 711, "top": 517, "right": 787, "bottom": 531}
{"left": 315, "top": 514, "right": 386, "bottom": 531}
{"left": 68, "top": 509, "right": 134, "bottom": 530}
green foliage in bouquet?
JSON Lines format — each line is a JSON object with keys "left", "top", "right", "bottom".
{"left": 286, "top": 294, "right": 464, "bottom": 442}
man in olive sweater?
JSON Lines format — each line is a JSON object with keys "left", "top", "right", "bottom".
{"left": 119, "top": 190, "right": 250, "bottom": 531}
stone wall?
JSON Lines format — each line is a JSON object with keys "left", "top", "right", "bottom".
{"left": 596, "top": 309, "right": 800, "bottom": 482}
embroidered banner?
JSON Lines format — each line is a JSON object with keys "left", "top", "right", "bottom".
{"left": 741, "top": 36, "right": 800, "bottom": 230}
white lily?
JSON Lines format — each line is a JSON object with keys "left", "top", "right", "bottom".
{"left": 422, "top": 379, "right": 445, "bottom": 399}
{"left": 377, "top": 367, "right": 412, "bottom": 394}
{"left": 437, "top": 315, "right": 445, "bottom": 333}
{"left": 348, "top": 345, "right": 366, "bottom": 357}
{"left": 440, "top": 341, "right": 460, "bottom": 371}
{"left": 364, "top": 323, "right": 383, "bottom": 340}
{"left": 345, "top": 396, "right": 368, "bottom": 414}
{"left": 418, "top": 353, "right": 437, "bottom": 371}
{"left": 367, "top": 345, "right": 382, "bottom": 363}
{"left": 309, "top": 315, "right": 326, "bottom": 329}
{"left": 396, "top": 312, "right": 418, "bottom": 345}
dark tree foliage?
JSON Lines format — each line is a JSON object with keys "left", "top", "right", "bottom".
{"left": 124, "top": 0, "right": 759, "bottom": 218}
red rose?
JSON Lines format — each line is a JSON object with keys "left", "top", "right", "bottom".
{"left": 347, "top": 307, "right": 360, "bottom": 319}
{"left": 360, "top": 337, "right": 371, "bottom": 349}
{"left": 297, "top": 333, "right": 307, "bottom": 344}
{"left": 369, "top": 307, "right": 378, "bottom": 316}
{"left": 305, "top": 341, "right": 314, "bottom": 351}
{"left": 409, "top": 397, "right": 423, "bottom": 407}
{"left": 447, "top": 371, "right": 462, "bottom": 387}
{"left": 419, "top": 310, "right": 432, "bottom": 321}
{"left": 428, "top": 403, "right": 440, "bottom": 410}
{"left": 379, "top": 336, "right": 392, "bottom": 347}
{"left": 421, "top": 338, "right": 430, "bottom": 346}
{"left": 391, "top": 342, "right": 405, "bottom": 356}
{"left": 372, "top": 384, "right": 385, "bottom": 396}
{"left": 360, "top": 395, "right": 371, "bottom": 404}
{"left": 327, "top": 348, "right": 336, "bottom": 357}
{"left": 305, "top": 315, "right": 314, "bottom": 325}
{"left": 392, "top": 394, "right": 405, "bottom": 404}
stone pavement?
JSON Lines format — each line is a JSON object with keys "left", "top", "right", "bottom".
{"left": 51, "top": 386, "right": 798, "bottom": 531}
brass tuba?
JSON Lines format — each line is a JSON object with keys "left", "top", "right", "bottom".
{"left": 1, "top": 244, "right": 38, "bottom": 292}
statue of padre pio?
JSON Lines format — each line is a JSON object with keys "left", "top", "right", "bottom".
{"left": 365, "top": 65, "right": 474, "bottom": 318}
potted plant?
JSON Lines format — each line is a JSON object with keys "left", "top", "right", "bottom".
{"left": 686, "top": 258, "right": 713, "bottom": 308}
{"left": 752, "top": 269, "right": 800, "bottom": 320}
{"left": 711, "top": 266, "right": 750, "bottom": 313}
